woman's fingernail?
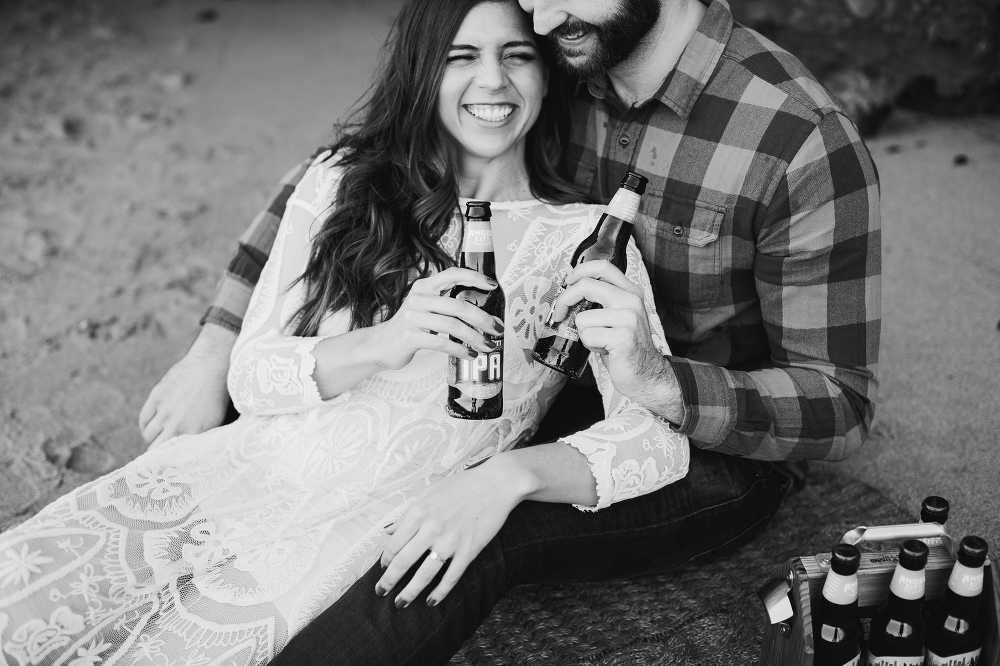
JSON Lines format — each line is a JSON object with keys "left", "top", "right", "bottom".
{"left": 395, "top": 598, "right": 409, "bottom": 609}
{"left": 426, "top": 597, "right": 438, "bottom": 607}
{"left": 465, "top": 349, "right": 478, "bottom": 359}
{"left": 375, "top": 584, "right": 388, "bottom": 597}
{"left": 382, "top": 521, "right": 394, "bottom": 531}
{"left": 485, "top": 277, "right": 498, "bottom": 287}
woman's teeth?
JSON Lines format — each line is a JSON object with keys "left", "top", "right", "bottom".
{"left": 465, "top": 104, "right": 515, "bottom": 122}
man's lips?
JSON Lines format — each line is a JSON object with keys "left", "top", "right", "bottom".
{"left": 551, "top": 18, "right": 593, "bottom": 43}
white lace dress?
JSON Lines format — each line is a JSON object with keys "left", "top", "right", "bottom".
{"left": 0, "top": 153, "right": 689, "bottom": 666}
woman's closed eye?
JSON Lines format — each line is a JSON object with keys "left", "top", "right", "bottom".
{"left": 503, "top": 50, "right": 536, "bottom": 63}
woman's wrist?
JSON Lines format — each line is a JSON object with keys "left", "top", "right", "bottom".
{"left": 481, "top": 451, "right": 541, "bottom": 504}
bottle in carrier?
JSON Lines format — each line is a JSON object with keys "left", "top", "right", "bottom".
{"left": 918, "top": 496, "right": 949, "bottom": 548}
{"left": 865, "top": 539, "right": 929, "bottom": 665}
{"left": 924, "top": 536, "right": 989, "bottom": 666}
{"left": 531, "top": 171, "right": 648, "bottom": 379}
{"left": 814, "top": 543, "right": 864, "bottom": 666}
{"left": 446, "top": 201, "right": 504, "bottom": 420}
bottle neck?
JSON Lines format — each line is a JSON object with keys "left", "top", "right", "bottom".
{"left": 947, "top": 561, "right": 984, "bottom": 598}
{"left": 823, "top": 570, "right": 859, "bottom": 606}
{"left": 460, "top": 221, "right": 497, "bottom": 278}
{"left": 606, "top": 187, "right": 641, "bottom": 222}
{"left": 889, "top": 563, "right": 926, "bottom": 601}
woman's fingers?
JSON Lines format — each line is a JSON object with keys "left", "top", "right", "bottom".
{"left": 405, "top": 311, "right": 495, "bottom": 354}
{"left": 411, "top": 267, "right": 497, "bottom": 295}
{"left": 425, "top": 550, "right": 474, "bottom": 606}
{"left": 392, "top": 550, "right": 452, "bottom": 608}
{"left": 408, "top": 295, "right": 504, "bottom": 336}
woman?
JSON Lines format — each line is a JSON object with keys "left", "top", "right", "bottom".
{"left": 0, "top": 1, "right": 688, "bottom": 664}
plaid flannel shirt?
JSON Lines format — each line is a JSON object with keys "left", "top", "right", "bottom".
{"left": 204, "top": 0, "right": 880, "bottom": 463}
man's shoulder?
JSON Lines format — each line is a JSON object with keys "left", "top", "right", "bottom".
{"left": 718, "top": 23, "right": 846, "bottom": 126}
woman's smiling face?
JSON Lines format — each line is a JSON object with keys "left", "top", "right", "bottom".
{"left": 437, "top": 1, "right": 547, "bottom": 166}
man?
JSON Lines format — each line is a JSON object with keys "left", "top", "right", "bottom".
{"left": 141, "top": 0, "right": 880, "bottom": 662}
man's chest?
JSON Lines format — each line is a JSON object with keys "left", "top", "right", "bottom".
{"left": 563, "top": 95, "right": 783, "bottom": 311}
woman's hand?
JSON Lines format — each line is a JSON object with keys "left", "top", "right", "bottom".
{"left": 369, "top": 267, "right": 504, "bottom": 371}
{"left": 376, "top": 455, "right": 536, "bottom": 608}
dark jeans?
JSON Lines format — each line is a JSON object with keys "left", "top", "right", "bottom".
{"left": 270, "top": 382, "right": 793, "bottom": 666}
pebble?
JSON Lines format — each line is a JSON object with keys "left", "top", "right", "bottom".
{"left": 152, "top": 69, "right": 192, "bottom": 94}
{"left": 953, "top": 154, "right": 969, "bottom": 166}
{"left": 844, "top": 0, "right": 881, "bottom": 19}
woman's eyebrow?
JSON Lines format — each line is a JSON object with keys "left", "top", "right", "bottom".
{"left": 503, "top": 40, "right": 537, "bottom": 49}
{"left": 449, "top": 44, "right": 479, "bottom": 51}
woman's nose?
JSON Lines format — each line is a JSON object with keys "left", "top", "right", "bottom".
{"left": 476, "top": 59, "right": 508, "bottom": 91}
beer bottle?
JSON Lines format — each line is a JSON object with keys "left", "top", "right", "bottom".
{"left": 446, "top": 201, "right": 504, "bottom": 420}
{"left": 919, "top": 496, "right": 949, "bottom": 548}
{"left": 531, "top": 171, "right": 648, "bottom": 379}
{"left": 865, "top": 540, "right": 929, "bottom": 665}
{"left": 815, "top": 543, "right": 864, "bottom": 666}
{"left": 924, "top": 535, "right": 989, "bottom": 666}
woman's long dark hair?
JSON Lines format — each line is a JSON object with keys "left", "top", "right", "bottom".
{"left": 291, "top": 0, "right": 589, "bottom": 335}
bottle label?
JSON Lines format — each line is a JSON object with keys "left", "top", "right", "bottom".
{"left": 866, "top": 655, "right": 923, "bottom": 666}
{"left": 822, "top": 570, "right": 859, "bottom": 605}
{"left": 889, "top": 565, "right": 925, "bottom": 600}
{"left": 449, "top": 340, "right": 503, "bottom": 399}
{"left": 842, "top": 655, "right": 861, "bottom": 666}
{"left": 463, "top": 221, "right": 493, "bottom": 251}
{"left": 605, "top": 188, "right": 641, "bottom": 222}
{"left": 925, "top": 648, "right": 981, "bottom": 665}
{"left": 948, "top": 562, "right": 983, "bottom": 597}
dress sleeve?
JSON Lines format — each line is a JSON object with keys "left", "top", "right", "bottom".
{"left": 560, "top": 239, "right": 690, "bottom": 511}
{"left": 200, "top": 153, "right": 319, "bottom": 333}
{"left": 226, "top": 152, "right": 351, "bottom": 417}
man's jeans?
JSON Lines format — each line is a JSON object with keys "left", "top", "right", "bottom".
{"left": 270, "top": 383, "right": 792, "bottom": 666}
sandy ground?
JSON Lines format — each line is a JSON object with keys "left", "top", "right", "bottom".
{"left": 1, "top": 0, "right": 998, "bottom": 577}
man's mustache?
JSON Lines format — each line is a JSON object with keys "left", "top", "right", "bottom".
{"left": 549, "top": 18, "right": 594, "bottom": 40}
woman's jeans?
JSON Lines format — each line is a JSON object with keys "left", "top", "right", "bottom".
{"left": 269, "top": 383, "right": 793, "bottom": 666}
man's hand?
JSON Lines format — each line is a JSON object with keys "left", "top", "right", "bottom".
{"left": 375, "top": 455, "right": 535, "bottom": 608}
{"left": 139, "top": 323, "right": 237, "bottom": 448}
{"left": 553, "top": 260, "right": 685, "bottom": 425}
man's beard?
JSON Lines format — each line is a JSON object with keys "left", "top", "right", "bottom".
{"left": 548, "top": 0, "right": 661, "bottom": 79}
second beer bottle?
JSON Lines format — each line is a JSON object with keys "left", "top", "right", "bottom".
{"left": 532, "top": 171, "right": 648, "bottom": 378}
{"left": 446, "top": 201, "right": 504, "bottom": 420}
{"left": 865, "top": 539, "right": 929, "bottom": 665}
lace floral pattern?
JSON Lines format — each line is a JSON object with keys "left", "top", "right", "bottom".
{"left": 0, "top": 156, "right": 688, "bottom": 665}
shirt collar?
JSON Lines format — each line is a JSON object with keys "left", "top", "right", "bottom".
{"left": 579, "top": 0, "right": 733, "bottom": 118}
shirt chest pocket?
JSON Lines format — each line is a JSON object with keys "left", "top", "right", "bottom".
{"left": 637, "top": 192, "right": 726, "bottom": 309}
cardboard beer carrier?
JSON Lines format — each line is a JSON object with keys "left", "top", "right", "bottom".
{"left": 758, "top": 522, "right": 1000, "bottom": 665}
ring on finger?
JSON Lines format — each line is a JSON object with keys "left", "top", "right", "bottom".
{"left": 428, "top": 550, "right": 447, "bottom": 563}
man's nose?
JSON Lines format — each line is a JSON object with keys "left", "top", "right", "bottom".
{"left": 521, "top": 0, "right": 565, "bottom": 37}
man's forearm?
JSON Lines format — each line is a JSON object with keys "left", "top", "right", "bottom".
{"left": 189, "top": 322, "right": 239, "bottom": 362}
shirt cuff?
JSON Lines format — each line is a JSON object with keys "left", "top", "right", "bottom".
{"left": 666, "top": 356, "right": 738, "bottom": 446}
{"left": 200, "top": 306, "right": 243, "bottom": 335}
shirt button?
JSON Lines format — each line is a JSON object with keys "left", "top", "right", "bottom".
{"left": 673, "top": 226, "right": 684, "bottom": 236}
{"left": 618, "top": 136, "right": 630, "bottom": 147}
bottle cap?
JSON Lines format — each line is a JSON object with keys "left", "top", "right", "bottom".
{"left": 920, "top": 496, "right": 949, "bottom": 524}
{"left": 465, "top": 201, "right": 491, "bottom": 220}
{"left": 830, "top": 543, "right": 861, "bottom": 576}
{"left": 956, "top": 535, "right": 989, "bottom": 568}
{"left": 619, "top": 171, "right": 648, "bottom": 195}
{"left": 898, "top": 539, "right": 929, "bottom": 571}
